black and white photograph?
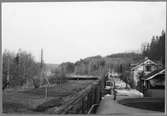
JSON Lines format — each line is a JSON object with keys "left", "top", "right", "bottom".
{"left": 2, "top": 1, "right": 166, "bottom": 115}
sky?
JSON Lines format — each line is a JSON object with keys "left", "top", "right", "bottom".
{"left": 2, "top": 2, "right": 166, "bottom": 64}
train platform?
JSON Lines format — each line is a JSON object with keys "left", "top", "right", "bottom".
{"left": 96, "top": 90, "right": 160, "bottom": 115}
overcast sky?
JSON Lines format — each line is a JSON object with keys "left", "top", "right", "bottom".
{"left": 2, "top": 2, "right": 166, "bottom": 64}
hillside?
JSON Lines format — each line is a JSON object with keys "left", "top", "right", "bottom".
{"left": 45, "top": 63, "right": 58, "bottom": 71}
{"left": 57, "top": 52, "right": 144, "bottom": 76}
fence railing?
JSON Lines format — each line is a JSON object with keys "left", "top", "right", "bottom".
{"left": 48, "top": 76, "right": 105, "bottom": 114}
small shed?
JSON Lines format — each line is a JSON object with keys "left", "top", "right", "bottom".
{"left": 141, "top": 68, "right": 165, "bottom": 98}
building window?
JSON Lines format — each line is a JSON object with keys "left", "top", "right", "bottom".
{"left": 146, "top": 65, "right": 151, "bottom": 71}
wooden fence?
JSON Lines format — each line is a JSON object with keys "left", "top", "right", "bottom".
{"left": 51, "top": 76, "right": 105, "bottom": 114}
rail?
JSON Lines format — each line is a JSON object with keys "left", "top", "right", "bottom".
{"left": 88, "top": 104, "right": 99, "bottom": 114}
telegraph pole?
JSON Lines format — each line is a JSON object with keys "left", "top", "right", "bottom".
{"left": 40, "top": 49, "right": 43, "bottom": 69}
{"left": 7, "top": 57, "right": 10, "bottom": 88}
{"left": 41, "top": 48, "right": 50, "bottom": 99}
{"left": 41, "top": 48, "right": 47, "bottom": 98}
{"left": 16, "top": 50, "right": 20, "bottom": 86}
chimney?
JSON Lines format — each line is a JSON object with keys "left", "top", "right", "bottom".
{"left": 145, "top": 57, "right": 148, "bottom": 60}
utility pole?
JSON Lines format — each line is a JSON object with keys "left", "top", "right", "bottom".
{"left": 40, "top": 48, "right": 43, "bottom": 70}
{"left": 41, "top": 48, "right": 50, "bottom": 99}
{"left": 16, "top": 50, "right": 20, "bottom": 86}
{"left": 41, "top": 48, "right": 47, "bottom": 98}
{"left": 7, "top": 57, "right": 10, "bottom": 88}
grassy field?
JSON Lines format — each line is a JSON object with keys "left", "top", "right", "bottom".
{"left": 3, "top": 80, "right": 94, "bottom": 113}
{"left": 118, "top": 97, "right": 165, "bottom": 112}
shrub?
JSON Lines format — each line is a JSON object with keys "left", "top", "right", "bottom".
{"left": 32, "top": 77, "right": 40, "bottom": 88}
{"left": 49, "top": 70, "right": 67, "bottom": 85}
{"left": 55, "top": 71, "right": 67, "bottom": 84}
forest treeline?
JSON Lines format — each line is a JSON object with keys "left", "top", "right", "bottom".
{"left": 141, "top": 30, "right": 165, "bottom": 65}
{"left": 2, "top": 30, "right": 165, "bottom": 89}
{"left": 58, "top": 53, "right": 143, "bottom": 76}
{"left": 2, "top": 49, "right": 41, "bottom": 88}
